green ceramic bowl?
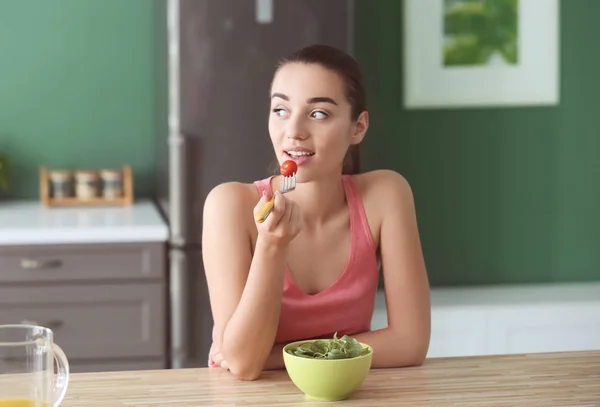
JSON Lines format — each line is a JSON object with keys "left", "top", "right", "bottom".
{"left": 282, "top": 339, "right": 373, "bottom": 401}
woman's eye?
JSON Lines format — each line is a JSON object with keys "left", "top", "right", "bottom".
{"left": 311, "top": 111, "right": 328, "bottom": 119}
{"left": 272, "top": 108, "right": 287, "bottom": 117}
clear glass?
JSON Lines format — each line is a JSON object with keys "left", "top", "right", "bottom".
{"left": 0, "top": 325, "right": 69, "bottom": 407}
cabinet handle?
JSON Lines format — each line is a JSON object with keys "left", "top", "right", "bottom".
{"left": 20, "top": 319, "right": 64, "bottom": 330}
{"left": 20, "top": 259, "right": 63, "bottom": 270}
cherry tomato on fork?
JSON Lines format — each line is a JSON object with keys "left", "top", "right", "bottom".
{"left": 280, "top": 160, "right": 298, "bottom": 177}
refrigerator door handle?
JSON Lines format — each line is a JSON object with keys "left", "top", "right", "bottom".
{"left": 167, "top": 0, "right": 186, "bottom": 248}
{"left": 169, "top": 249, "right": 190, "bottom": 369}
{"left": 168, "top": 134, "right": 186, "bottom": 247}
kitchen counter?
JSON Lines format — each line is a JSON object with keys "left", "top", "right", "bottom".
{"left": 0, "top": 199, "right": 169, "bottom": 245}
{"left": 61, "top": 350, "right": 600, "bottom": 406}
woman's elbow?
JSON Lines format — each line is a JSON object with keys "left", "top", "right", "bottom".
{"left": 407, "top": 336, "right": 430, "bottom": 367}
{"left": 409, "top": 348, "right": 427, "bottom": 367}
{"left": 221, "top": 340, "right": 269, "bottom": 380}
{"left": 220, "top": 349, "right": 265, "bottom": 380}
{"left": 390, "top": 331, "right": 429, "bottom": 368}
{"left": 395, "top": 348, "right": 427, "bottom": 368}
{"left": 228, "top": 360, "right": 263, "bottom": 381}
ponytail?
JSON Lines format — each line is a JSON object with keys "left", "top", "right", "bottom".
{"left": 342, "top": 144, "right": 361, "bottom": 175}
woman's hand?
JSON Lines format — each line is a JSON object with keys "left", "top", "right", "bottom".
{"left": 254, "top": 190, "right": 303, "bottom": 247}
{"left": 208, "top": 342, "right": 229, "bottom": 370}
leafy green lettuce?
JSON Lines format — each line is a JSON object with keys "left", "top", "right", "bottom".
{"left": 286, "top": 332, "right": 370, "bottom": 360}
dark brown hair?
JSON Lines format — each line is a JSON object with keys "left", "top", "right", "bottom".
{"left": 274, "top": 44, "right": 367, "bottom": 175}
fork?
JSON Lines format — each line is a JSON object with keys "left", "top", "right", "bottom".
{"left": 255, "top": 173, "right": 297, "bottom": 223}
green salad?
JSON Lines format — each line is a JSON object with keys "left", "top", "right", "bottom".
{"left": 286, "top": 332, "right": 370, "bottom": 360}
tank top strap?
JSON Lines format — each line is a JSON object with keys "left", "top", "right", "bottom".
{"left": 253, "top": 176, "right": 275, "bottom": 198}
{"left": 342, "top": 175, "right": 376, "bottom": 251}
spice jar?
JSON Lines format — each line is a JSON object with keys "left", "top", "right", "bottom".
{"left": 75, "top": 171, "right": 99, "bottom": 200}
{"left": 49, "top": 170, "right": 74, "bottom": 199}
{"left": 100, "top": 169, "right": 123, "bottom": 200}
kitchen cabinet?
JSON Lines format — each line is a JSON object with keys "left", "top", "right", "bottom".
{"left": 0, "top": 200, "right": 169, "bottom": 372}
{"left": 371, "top": 282, "right": 600, "bottom": 358}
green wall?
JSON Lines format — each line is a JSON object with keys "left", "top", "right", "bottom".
{"left": 0, "top": 0, "right": 159, "bottom": 199}
{"left": 355, "top": 0, "right": 600, "bottom": 286}
{"left": 1, "top": 0, "right": 598, "bottom": 287}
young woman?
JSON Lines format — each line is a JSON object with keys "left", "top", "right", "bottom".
{"left": 202, "top": 44, "right": 430, "bottom": 381}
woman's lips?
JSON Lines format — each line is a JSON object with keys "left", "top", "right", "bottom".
{"left": 284, "top": 150, "right": 314, "bottom": 165}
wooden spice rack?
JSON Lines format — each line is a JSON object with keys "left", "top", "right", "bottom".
{"left": 40, "top": 165, "right": 134, "bottom": 207}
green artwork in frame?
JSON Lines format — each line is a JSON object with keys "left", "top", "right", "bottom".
{"left": 443, "top": 0, "right": 518, "bottom": 67}
{"left": 403, "top": 0, "right": 559, "bottom": 109}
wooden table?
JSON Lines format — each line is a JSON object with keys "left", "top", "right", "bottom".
{"left": 61, "top": 350, "right": 600, "bottom": 406}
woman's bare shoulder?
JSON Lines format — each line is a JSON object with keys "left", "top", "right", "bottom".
{"left": 352, "top": 170, "right": 414, "bottom": 243}
{"left": 353, "top": 169, "right": 412, "bottom": 201}
{"left": 203, "top": 181, "right": 260, "bottom": 221}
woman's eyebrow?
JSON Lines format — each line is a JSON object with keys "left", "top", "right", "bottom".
{"left": 271, "top": 93, "right": 338, "bottom": 106}
{"left": 271, "top": 92, "right": 289, "bottom": 101}
{"left": 307, "top": 96, "right": 338, "bottom": 105}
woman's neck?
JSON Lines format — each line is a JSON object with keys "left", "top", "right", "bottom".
{"left": 275, "top": 173, "right": 347, "bottom": 226}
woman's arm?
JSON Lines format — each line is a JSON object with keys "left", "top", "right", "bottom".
{"left": 202, "top": 183, "right": 289, "bottom": 380}
{"left": 357, "top": 170, "right": 431, "bottom": 368}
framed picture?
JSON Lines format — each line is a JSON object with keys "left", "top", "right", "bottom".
{"left": 403, "top": 0, "right": 560, "bottom": 109}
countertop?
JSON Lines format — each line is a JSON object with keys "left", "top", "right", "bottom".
{"left": 0, "top": 199, "right": 169, "bottom": 245}
{"left": 60, "top": 350, "right": 600, "bottom": 406}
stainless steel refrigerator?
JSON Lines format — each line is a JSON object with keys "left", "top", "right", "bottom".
{"left": 155, "top": 0, "right": 354, "bottom": 369}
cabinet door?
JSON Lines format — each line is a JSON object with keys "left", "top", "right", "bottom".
{"left": 0, "top": 283, "right": 165, "bottom": 360}
{"left": 487, "top": 303, "right": 600, "bottom": 355}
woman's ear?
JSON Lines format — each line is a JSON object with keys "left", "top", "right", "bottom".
{"left": 350, "top": 111, "right": 369, "bottom": 145}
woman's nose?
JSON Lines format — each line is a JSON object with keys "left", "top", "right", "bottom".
{"left": 285, "top": 117, "right": 308, "bottom": 140}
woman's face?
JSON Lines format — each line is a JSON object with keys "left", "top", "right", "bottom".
{"left": 268, "top": 62, "right": 366, "bottom": 182}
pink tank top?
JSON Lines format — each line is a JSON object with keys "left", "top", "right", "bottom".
{"left": 254, "top": 175, "right": 379, "bottom": 344}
